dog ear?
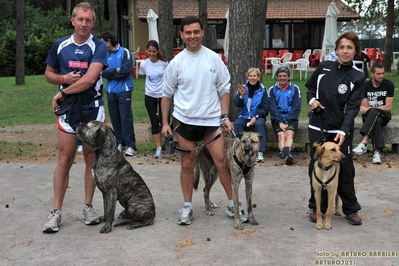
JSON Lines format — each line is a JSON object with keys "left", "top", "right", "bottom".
{"left": 236, "top": 132, "right": 243, "bottom": 139}
{"left": 94, "top": 127, "right": 107, "bottom": 151}
{"left": 313, "top": 145, "right": 324, "bottom": 160}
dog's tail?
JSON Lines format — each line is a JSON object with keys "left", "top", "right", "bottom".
{"left": 193, "top": 160, "right": 200, "bottom": 190}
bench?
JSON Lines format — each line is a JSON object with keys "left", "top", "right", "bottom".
{"left": 265, "top": 120, "right": 399, "bottom": 154}
{"left": 149, "top": 120, "right": 399, "bottom": 154}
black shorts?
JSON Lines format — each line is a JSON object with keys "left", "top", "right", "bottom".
{"left": 272, "top": 120, "right": 298, "bottom": 134}
{"left": 172, "top": 117, "right": 219, "bottom": 142}
{"left": 57, "top": 106, "right": 106, "bottom": 134}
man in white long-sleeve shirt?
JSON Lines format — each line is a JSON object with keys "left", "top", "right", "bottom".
{"left": 161, "top": 15, "right": 246, "bottom": 226}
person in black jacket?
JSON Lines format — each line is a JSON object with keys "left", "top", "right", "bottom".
{"left": 306, "top": 32, "right": 365, "bottom": 226}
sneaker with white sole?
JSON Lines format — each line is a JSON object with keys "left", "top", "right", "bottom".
{"left": 77, "top": 145, "right": 83, "bottom": 153}
{"left": 256, "top": 151, "right": 264, "bottom": 162}
{"left": 43, "top": 210, "right": 62, "bottom": 233}
{"left": 372, "top": 152, "right": 381, "bottom": 164}
{"left": 117, "top": 144, "right": 125, "bottom": 152}
{"left": 125, "top": 147, "right": 137, "bottom": 156}
{"left": 177, "top": 206, "right": 193, "bottom": 225}
{"left": 83, "top": 204, "right": 100, "bottom": 225}
{"left": 153, "top": 146, "right": 163, "bottom": 159}
{"left": 226, "top": 202, "right": 248, "bottom": 222}
{"left": 352, "top": 142, "right": 367, "bottom": 155}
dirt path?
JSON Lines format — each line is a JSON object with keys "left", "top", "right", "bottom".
{"left": 0, "top": 123, "right": 398, "bottom": 169}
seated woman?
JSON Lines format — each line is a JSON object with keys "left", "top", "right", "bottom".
{"left": 233, "top": 68, "right": 269, "bottom": 162}
{"left": 268, "top": 66, "right": 302, "bottom": 165}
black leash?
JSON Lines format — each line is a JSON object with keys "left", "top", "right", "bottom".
{"left": 313, "top": 165, "right": 337, "bottom": 188}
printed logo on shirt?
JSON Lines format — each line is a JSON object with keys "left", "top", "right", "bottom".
{"left": 75, "top": 49, "right": 84, "bottom": 54}
{"left": 337, "top": 84, "right": 348, "bottom": 94}
{"left": 68, "top": 61, "right": 89, "bottom": 69}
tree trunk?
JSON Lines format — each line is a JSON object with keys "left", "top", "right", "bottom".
{"left": 383, "top": 0, "right": 394, "bottom": 72}
{"left": 198, "top": 0, "right": 208, "bottom": 47}
{"left": 108, "top": 0, "right": 117, "bottom": 38}
{"left": 67, "top": 0, "right": 71, "bottom": 14}
{"left": 158, "top": 0, "right": 173, "bottom": 61}
{"left": 15, "top": 0, "right": 25, "bottom": 85}
{"left": 228, "top": 0, "right": 267, "bottom": 119}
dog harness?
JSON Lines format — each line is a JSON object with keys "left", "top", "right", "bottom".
{"left": 232, "top": 139, "right": 253, "bottom": 175}
{"left": 313, "top": 161, "right": 337, "bottom": 188}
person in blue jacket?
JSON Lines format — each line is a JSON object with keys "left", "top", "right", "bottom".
{"left": 233, "top": 68, "right": 269, "bottom": 162}
{"left": 99, "top": 32, "right": 137, "bottom": 156}
{"left": 268, "top": 66, "right": 301, "bottom": 165}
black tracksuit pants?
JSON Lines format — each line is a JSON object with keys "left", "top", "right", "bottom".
{"left": 307, "top": 128, "right": 361, "bottom": 215}
{"left": 360, "top": 108, "right": 390, "bottom": 151}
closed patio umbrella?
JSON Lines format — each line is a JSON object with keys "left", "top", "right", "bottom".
{"left": 321, "top": 1, "right": 339, "bottom": 61}
{"left": 147, "top": 9, "right": 159, "bottom": 43}
{"left": 223, "top": 9, "right": 229, "bottom": 60}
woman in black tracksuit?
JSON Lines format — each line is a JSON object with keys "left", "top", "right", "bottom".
{"left": 306, "top": 32, "right": 366, "bottom": 226}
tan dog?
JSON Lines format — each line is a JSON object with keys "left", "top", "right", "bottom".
{"left": 194, "top": 131, "right": 262, "bottom": 230}
{"left": 312, "top": 142, "right": 346, "bottom": 230}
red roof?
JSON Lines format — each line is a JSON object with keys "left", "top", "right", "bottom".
{"left": 136, "top": 0, "right": 359, "bottom": 20}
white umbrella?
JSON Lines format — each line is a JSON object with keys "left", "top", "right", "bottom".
{"left": 147, "top": 9, "right": 159, "bottom": 43}
{"left": 223, "top": 9, "right": 229, "bottom": 60}
{"left": 321, "top": 1, "right": 339, "bottom": 61}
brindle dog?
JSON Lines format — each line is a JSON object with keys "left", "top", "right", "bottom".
{"left": 76, "top": 121, "right": 155, "bottom": 234}
{"left": 194, "top": 131, "right": 262, "bottom": 229}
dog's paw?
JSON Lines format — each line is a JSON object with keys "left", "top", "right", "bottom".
{"left": 316, "top": 224, "right": 323, "bottom": 230}
{"left": 324, "top": 224, "right": 332, "bottom": 230}
{"left": 249, "top": 218, "right": 258, "bottom": 225}
{"left": 334, "top": 211, "right": 341, "bottom": 216}
{"left": 99, "top": 225, "right": 112, "bottom": 234}
{"left": 235, "top": 223, "right": 244, "bottom": 230}
{"left": 209, "top": 201, "right": 218, "bottom": 209}
{"left": 205, "top": 209, "right": 214, "bottom": 216}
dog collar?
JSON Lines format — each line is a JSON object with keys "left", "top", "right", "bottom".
{"left": 317, "top": 160, "right": 333, "bottom": 171}
{"left": 313, "top": 167, "right": 337, "bottom": 188}
{"left": 232, "top": 140, "right": 253, "bottom": 175}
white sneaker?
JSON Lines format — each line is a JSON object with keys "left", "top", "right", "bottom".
{"left": 153, "top": 146, "right": 163, "bottom": 159}
{"left": 83, "top": 204, "right": 100, "bottom": 225}
{"left": 77, "top": 145, "right": 83, "bottom": 153}
{"left": 125, "top": 147, "right": 137, "bottom": 156}
{"left": 117, "top": 144, "right": 124, "bottom": 152}
{"left": 177, "top": 206, "right": 193, "bottom": 225}
{"left": 372, "top": 152, "right": 381, "bottom": 164}
{"left": 43, "top": 210, "right": 62, "bottom": 233}
{"left": 256, "top": 152, "right": 264, "bottom": 162}
{"left": 226, "top": 202, "right": 248, "bottom": 222}
{"left": 352, "top": 142, "right": 367, "bottom": 155}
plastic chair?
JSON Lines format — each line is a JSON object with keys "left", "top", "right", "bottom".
{"left": 312, "top": 48, "right": 322, "bottom": 54}
{"left": 309, "top": 52, "right": 321, "bottom": 68}
{"left": 280, "top": 52, "right": 292, "bottom": 64}
{"left": 136, "top": 51, "right": 149, "bottom": 59}
{"left": 262, "top": 50, "right": 278, "bottom": 74}
{"left": 302, "top": 49, "right": 311, "bottom": 61}
{"left": 271, "top": 59, "right": 283, "bottom": 79}
{"left": 279, "top": 49, "right": 289, "bottom": 56}
{"left": 292, "top": 59, "right": 309, "bottom": 80}
{"left": 292, "top": 50, "right": 304, "bottom": 62}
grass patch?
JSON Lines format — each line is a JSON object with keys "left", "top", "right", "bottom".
{"left": 0, "top": 140, "right": 37, "bottom": 157}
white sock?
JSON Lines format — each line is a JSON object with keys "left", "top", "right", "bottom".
{"left": 228, "top": 200, "right": 234, "bottom": 208}
{"left": 184, "top": 202, "right": 192, "bottom": 208}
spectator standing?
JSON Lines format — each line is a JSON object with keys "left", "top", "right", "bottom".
{"left": 139, "top": 40, "right": 168, "bottom": 158}
{"left": 99, "top": 32, "right": 137, "bottom": 156}
{"left": 354, "top": 51, "right": 370, "bottom": 79}
{"left": 161, "top": 15, "right": 246, "bottom": 226}
{"left": 306, "top": 32, "right": 365, "bottom": 226}
{"left": 43, "top": 2, "right": 108, "bottom": 233}
{"left": 268, "top": 66, "right": 301, "bottom": 165}
{"left": 352, "top": 62, "right": 394, "bottom": 164}
{"left": 233, "top": 68, "right": 268, "bottom": 162}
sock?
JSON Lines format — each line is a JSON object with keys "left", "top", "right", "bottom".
{"left": 183, "top": 202, "right": 192, "bottom": 208}
{"left": 52, "top": 209, "right": 61, "bottom": 215}
{"left": 228, "top": 200, "right": 234, "bottom": 208}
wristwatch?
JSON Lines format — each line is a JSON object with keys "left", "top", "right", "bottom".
{"left": 255, "top": 115, "right": 259, "bottom": 119}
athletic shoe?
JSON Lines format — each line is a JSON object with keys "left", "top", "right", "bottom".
{"left": 352, "top": 142, "right": 367, "bottom": 155}
{"left": 117, "top": 144, "right": 124, "bottom": 152}
{"left": 177, "top": 206, "right": 193, "bottom": 225}
{"left": 43, "top": 210, "right": 62, "bottom": 233}
{"left": 278, "top": 151, "right": 285, "bottom": 159}
{"left": 308, "top": 208, "right": 316, "bottom": 223}
{"left": 125, "top": 147, "right": 137, "bottom": 156}
{"left": 153, "top": 146, "right": 163, "bottom": 159}
{"left": 77, "top": 145, "right": 83, "bottom": 153}
{"left": 83, "top": 204, "right": 101, "bottom": 225}
{"left": 345, "top": 212, "right": 363, "bottom": 225}
{"left": 256, "top": 151, "right": 264, "bottom": 162}
{"left": 372, "top": 152, "right": 381, "bottom": 164}
{"left": 285, "top": 153, "right": 294, "bottom": 165}
{"left": 226, "top": 202, "right": 248, "bottom": 222}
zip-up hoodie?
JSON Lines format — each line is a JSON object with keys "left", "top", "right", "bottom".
{"left": 102, "top": 45, "right": 134, "bottom": 94}
{"left": 306, "top": 60, "right": 366, "bottom": 135}
{"left": 268, "top": 82, "right": 301, "bottom": 123}
{"left": 233, "top": 81, "right": 269, "bottom": 119}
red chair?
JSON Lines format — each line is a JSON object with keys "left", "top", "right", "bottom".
{"left": 219, "top": 51, "right": 227, "bottom": 65}
{"left": 262, "top": 50, "right": 278, "bottom": 73}
{"left": 136, "top": 51, "right": 149, "bottom": 59}
{"left": 291, "top": 50, "right": 304, "bottom": 62}
{"left": 173, "top": 50, "right": 181, "bottom": 57}
{"left": 366, "top": 48, "right": 377, "bottom": 68}
{"left": 309, "top": 52, "right": 321, "bottom": 68}
{"left": 279, "top": 49, "right": 289, "bottom": 56}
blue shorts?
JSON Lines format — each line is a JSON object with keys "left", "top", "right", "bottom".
{"left": 57, "top": 105, "right": 106, "bottom": 134}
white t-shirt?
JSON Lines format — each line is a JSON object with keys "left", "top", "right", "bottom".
{"left": 139, "top": 58, "right": 168, "bottom": 98}
{"left": 163, "top": 46, "right": 230, "bottom": 126}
